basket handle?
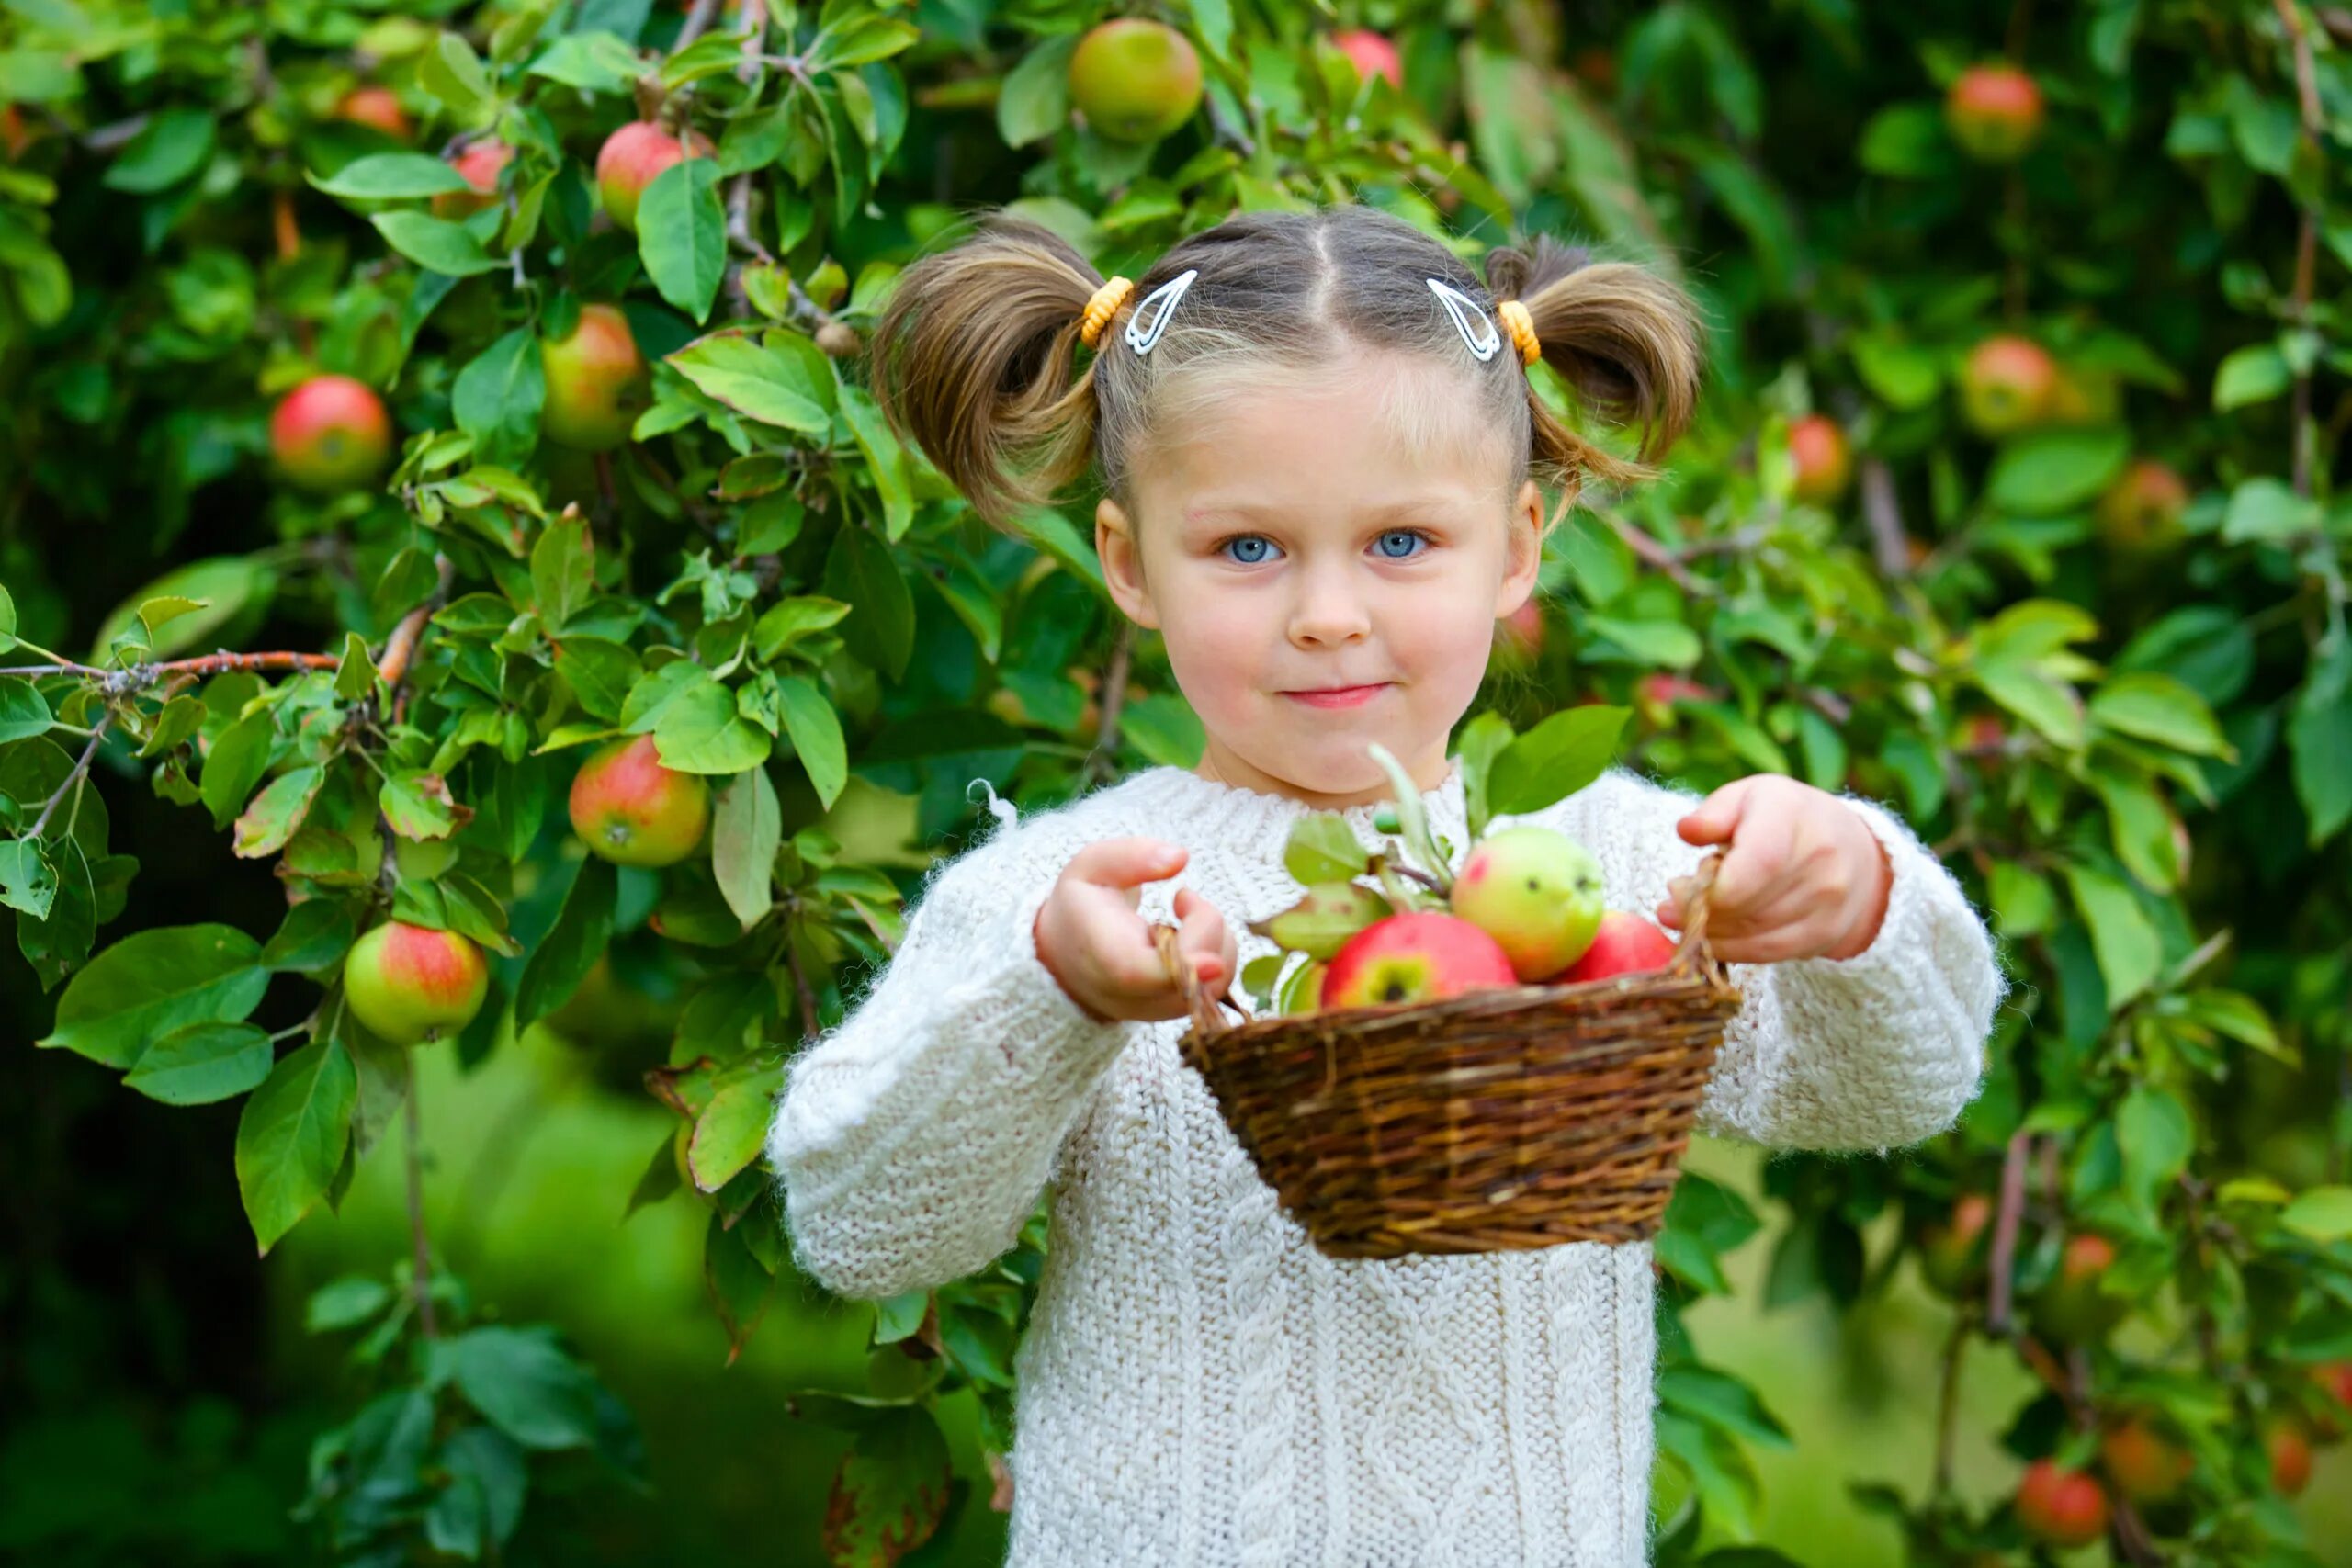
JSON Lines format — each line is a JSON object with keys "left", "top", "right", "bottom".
{"left": 1668, "top": 849, "right": 1730, "bottom": 986}
{"left": 1150, "top": 921, "right": 1250, "bottom": 1037}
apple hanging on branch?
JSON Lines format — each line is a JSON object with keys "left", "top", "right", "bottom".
{"left": 1236, "top": 705, "right": 1688, "bottom": 1018}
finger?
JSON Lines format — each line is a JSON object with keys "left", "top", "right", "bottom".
{"left": 1677, "top": 778, "right": 1758, "bottom": 848}
{"left": 1064, "top": 837, "right": 1188, "bottom": 892}
{"left": 1177, "top": 892, "right": 1228, "bottom": 985}
{"left": 1707, "top": 915, "right": 1847, "bottom": 965}
{"left": 1694, "top": 877, "right": 1817, "bottom": 942}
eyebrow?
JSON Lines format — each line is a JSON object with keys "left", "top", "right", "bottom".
{"left": 1183, "top": 497, "right": 1471, "bottom": 525}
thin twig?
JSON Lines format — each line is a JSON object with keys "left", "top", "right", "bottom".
{"left": 1599, "top": 509, "right": 1717, "bottom": 598}
{"left": 1986, "top": 1129, "right": 2032, "bottom": 1332}
{"left": 1084, "top": 620, "right": 1136, "bottom": 789}
{"left": 1931, "top": 1306, "right": 1971, "bottom": 1497}
{"left": 674, "top": 0, "right": 724, "bottom": 51}
{"left": 1859, "top": 456, "right": 1911, "bottom": 577}
{"left": 25, "top": 715, "right": 112, "bottom": 840}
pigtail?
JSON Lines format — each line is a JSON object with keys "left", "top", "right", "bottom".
{"left": 867, "top": 213, "right": 1112, "bottom": 533}
{"left": 1484, "top": 236, "right": 1704, "bottom": 493}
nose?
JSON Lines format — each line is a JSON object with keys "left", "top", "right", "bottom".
{"left": 1286, "top": 561, "right": 1372, "bottom": 648}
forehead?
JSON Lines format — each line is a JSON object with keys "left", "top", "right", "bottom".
{"left": 1136, "top": 351, "right": 1509, "bottom": 519}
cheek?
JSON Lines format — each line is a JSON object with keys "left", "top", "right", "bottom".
{"left": 1157, "top": 590, "right": 1262, "bottom": 711}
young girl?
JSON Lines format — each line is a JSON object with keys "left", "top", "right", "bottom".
{"left": 765, "top": 206, "right": 2005, "bottom": 1567}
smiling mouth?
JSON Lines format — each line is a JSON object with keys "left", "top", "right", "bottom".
{"left": 1283, "top": 683, "right": 1391, "bottom": 708}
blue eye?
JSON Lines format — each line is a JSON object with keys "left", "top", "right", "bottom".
{"left": 1377, "top": 529, "right": 1429, "bottom": 559}
{"left": 1219, "top": 535, "right": 1278, "bottom": 564}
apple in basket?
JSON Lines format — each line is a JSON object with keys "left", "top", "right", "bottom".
{"left": 1555, "top": 911, "right": 1678, "bottom": 983}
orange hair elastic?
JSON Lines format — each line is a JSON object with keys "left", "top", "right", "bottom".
{"left": 1080, "top": 276, "right": 1135, "bottom": 349}
{"left": 1496, "top": 299, "right": 1541, "bottom": 367}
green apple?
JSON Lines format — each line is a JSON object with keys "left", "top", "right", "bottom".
{"left": 1448, "top": 825, "right": 1606, "bottom": 981}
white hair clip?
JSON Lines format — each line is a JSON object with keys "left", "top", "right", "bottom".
{"left": 1125, "top": 268, "right": 1198, "bottom": 356}
{"left": 1428, "top": 277, "right": 1501, "bottom": 363}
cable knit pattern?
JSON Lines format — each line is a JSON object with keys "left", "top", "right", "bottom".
{"left": 765, "top": 762, "right": 2007, "bottom": 1567}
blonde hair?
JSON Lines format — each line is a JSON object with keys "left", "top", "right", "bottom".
{"left": 868, "top": 204, "right": 1704, "bottom": 538}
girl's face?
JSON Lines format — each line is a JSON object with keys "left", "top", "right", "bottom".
{"left": 1096, "top": 353, "right": 1544, "bottom": 813}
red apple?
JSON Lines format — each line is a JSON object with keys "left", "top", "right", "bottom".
{"left": 343, "top": 921, "right": 490, "bottom": 1044}
{"left": 2032, "top": 1233, "right": 2125, "bottom": 1343}
{"left": 1946, "top": 64, "right": 2043, "bottom": 163}
{"left": 594, "top": 120, "right": 717, "bottom": 234}
{"left": 2095, "top": 457, "right": 2191, "bottom": 555}
{"left": 539, "top": 303, "right": 650, "bottom": 452}
{"left": 334, "top": 85, "right": 413, "bottom": 141}
{"left": 2100, "top": 1418, "right": 2193, "bottom": 1505}
{"left": 569, "top": 733, "right": 711, "bottom": 867}
{"left": 2269, "top": 1418, "right": 2313, "bottom": 1496}
{"left": 2015, "top": 1459, "right": 2109, "bottom": 1549}
{"left": 1450, "top": 826, "right": 1606, "bottom": 981}
{"left": 1788, "top": 413, "right": 1852, "bottom": 505}
{"left": 1319, "top": 911, "right": 1518, "bottom": 1010}
{"left": 1915, "top": 1192, "right": 1995, "bottom": 1300}
{"left": 1959, "top": 334, "right": 2058, "bottom": 436}
{"left": 1067, "top": 19, "right": 1203, "bottom": 143}
{"left": 269, "top": 374, "right": 392, "bottom": 495}
{"left": 1331, "top": 29, "right": 1402, "bottom": 87}
{"left": 431, "top": 139, "right": 513, "bottom": 220}
{"left": 1555, "top": 911, "right": 1678, "bottom": 984}
{"left": 2310, "top": 1360, "right": 2352, "bottom": 1439}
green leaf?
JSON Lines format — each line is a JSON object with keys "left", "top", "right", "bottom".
{"left": 201, "top": 711, "right": 276, "bottom": 829}
{"left": 1975, "top": 663, "right": 2084, "bottom": 749}
{"left": 752, "top": 597, "right": 853, "bottom": 663}
{"left": 689, "top": 1058, "right": 785, "bottom": 1190}
{"left": 1857, "top": 102, "right": 1949, "bottom": 177}
{"left": 806, "top": 16, "right": 921, "bottom": 70}
{"left": 381, "top": 772, "right": 469, "bottom": 840}
{"left": 837, "top": 385, "right": 914, "bottom": 541}
{"left": 1283, "top": 814, "right": 1370, "bottom": 886}
{"left": 372, "top": 212, "right": 503, "bottom": 277}
{"left": 2222, "top": 476, "right": 2321, "bottom": 544}
{"left": 91, "top": 557, "right": 274, "bottom": 662}
{"left": 420, "top": 30, "right": 496, "bottom": 122}
{"left": 38, "top": 923, "right": 267, "bottom": 1068}
{"left": 309, "top": 152, "right": 475, "bottom": 201}
{"left": 0, "top": 581, "right": 16, "bottom": 651}
{"left": 2290, "top": 637, "right": 2352, "bottom": 845}
{"left": 2280, "top": 1186, "right": 2352, "bottom": 1244}
{"left": 1849, "top": 334, "right": 1943, "bottom": 409}
{"left": 1587, "top": 615, "right": 1702, "bottom": 669}
{"left": 0, "top": 676, "right": 50, "bottom": 742}
{"left": 0, "top": 837, "right": 56, "bottom": 919}
{"left": 712, "top": 768, "right": 780, "bottom": 931}
{"left": 1986, "top": 427, "right": 2131, "bottom": 514}
{"left": 234, "top": 765, "right": 326, "bottom": 858}
{"left": 101, "top": 107, "right": 215, "bottom": 193}
{"left": 262, "top": 898, "right": 361, "bottom": 973}
{"left": 452, "top": 326, "right": 546, "bottom": 468}
{"left": 652, "top": 675, "right": 772, "bottom": 775}
{"left": 1121, "top": 692, "right": 1206, "bottom": 771}
{"left": 2064, "top": 865, "right": 2162, "bottom": 1007}
{"left": 235, "top": 1040, "right": 357, "bottom": 1256}
{"left": 306, "top": 1275, "right": 393, "bottom": 1333}
{"left": 2116, "top": 1085, "right": 2194, "bottom": 1207}
{"left": 525, "top": 30, "right": 644, "bottom": 94}
{"left": 2088, "top": 673, "right": 2233, "bottom": 758}
{"left": 998, "top": 35, "right": 1079, "bottom": 148}
{"left": 637, "top": 157, "right": 725, "bottom": 324}
{"left": 530, "top": 516, "right": 594, "bottom": 634}
{"left": 514, "top": 855, "right": 616, "bottom": 1026}
{"left": 823, "top": 525, "right": 914, "bottom": 682}
{"left": 552, "top": 637, "right": 639, "bottom": 723}
{"left": 1487, "top": 705, "right": 1629, "bottom": 816}
{"left": 124, "top": 1021, "right": 276, "bottom": 1106}
{"left": 445, "top": 1326, "right": 602, "bottom": 1450}
{"left": 665, "top": 332, "right": 831, "bottom": 433}
{"left": 773, "top": 676, "right": 848, "bottom": 810}
{"left": 2212, "top": 343, "right": 2290, "bottom": 411}
{"left": 821, "top": 1405, "right": 952, "bottom": 1568}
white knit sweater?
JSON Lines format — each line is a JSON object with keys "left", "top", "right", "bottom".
{"left": 765, "top": 763, "right": 2005, "bottom": 1568}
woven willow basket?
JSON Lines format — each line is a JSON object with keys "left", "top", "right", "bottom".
{"left": 1148, "top": 852, "right": 1744, "bottom": 1259}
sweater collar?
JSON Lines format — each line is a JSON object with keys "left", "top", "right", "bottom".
{"left": 1114, "top": 761, "right": 1473, "bottom": 871}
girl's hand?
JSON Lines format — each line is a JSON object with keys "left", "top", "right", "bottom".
{"left": 1657, "top": 776, "right": 1894, "bottom": 964}
{"left": 1033, "top": 838, "right": 1238, "bottom": 1025}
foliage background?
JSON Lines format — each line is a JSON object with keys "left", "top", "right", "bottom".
{"left": 4, "top": 0, "right": 2352, "bottom": 1563}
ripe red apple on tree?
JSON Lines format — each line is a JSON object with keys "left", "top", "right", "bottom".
{"left": 595, "top": 120, "right": 716, "bottom": 234}
{"left": 333, "top": 85, "right": 413, "bottom": 141}
{"left": 2308, "top": 1359, "right": 2352, "bottom": 1439}
{"left": 2100, "top": 1417, "right": 2193, "bottom": 1505}
{"left": 1448, "top": 825, "right": 1605, "bottom": 981}
{"left": 2095, "top": 457, "right": 2191, "bottom": 555}
{"left": 343, "top": 921, "right": 491, "bottom": 1044}
{"left": 2032, "top": 1232, "right": 2127, "bottom": 1343}
{"left": 540, "top": 304, "right": 650, "bottom": 451}
{"left": 1554, "top": 911, "right": 1677, "bottom": 984}
{"left": 431, "top": 139, "right": 513, "bottom": 220}
{"left": 1787, "top": 413, "right": 1852, "bottom": 505}
{"left": 2015, "top": 1458, "right": 2109, "bottom": 1548}
{"left": 570, "top": 734, "right": 712, "bottom": 867}
{"left": 1912, "top": 1191, "right": 1994, "bottom": 1300}
{"left": 2268, "top": 1417, "right": 2313, "bottom": 1496}
{"left": 1319, "top": 911, "right": 1517, "bottom": 1010}
{"left": 1330, "top": 29, "right": 1402, "bottom": 87}
{"left": 269, "top": 374, "right": 392, "bottom": 495}
{"left": 1067, "top": 18, "right": 1203, "bottom": 143}
{"left": 1959, "top": 334, "right": 2058, "bottom": 436}
{"left": 1945, "top": 63, "right": 2043, "bottom": 163}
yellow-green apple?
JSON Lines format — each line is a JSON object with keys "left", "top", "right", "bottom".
{"left": 2099, "top": 1417, "right": 2193, "bottom": 1505}
{"left": 344, "top": 921, "right": 490, "bottom": 1044}
{"left": 569, "top": 733, "right": 710, "bottom": 866}
{"left": 594, "top": 120, "right": 716, "bottom": 234}
{"left": 2015, "top": 1459, "right": 2109, "bottom": 1548}
{"left": 1068, "top": 19, "right": 1203, "bottom": 142}
{"left": 1555, "top": 911, "right": 1677, "bottom": 984}
{"left": 1960, "top": 334, "right": 2058, "bottom": 435}
{"left": 431, "top": 139, "right": 512, "bottom": 220}
{"left": 334, "top": 85, "right": 413, "bottom": 141}
{"left": 1276, "top": 957, "right": 1326, "bottom": 1015}
{"left": 1788, "top": 413, "right": 1852, "bottom": 505}
{"left": 269, "top": 374, "right": 392, "bottom": 495}
{"left": 1448, "top": 825, "right": 1605, "bottom": 981}
{"left": 1320, "top": 911, "right": 1517, "bottom": 1010}
{"left": 2032, "top": 1233, "right": 2125, "bottom": 1343}
{"left": 2095, "top": 457, "right": 2190, "bottom": 555}
{"left": 1914, "top": 1191, "right": 1995, "bottom": 1300}
{"left": 1332, "top": 29, "right": 1402, "bottom": 86}
{"left": 1945, "top": 63, "right": 2043, "bottom": 163}
{"left": 540, "top": 304, "right": 650, "bottom": 451}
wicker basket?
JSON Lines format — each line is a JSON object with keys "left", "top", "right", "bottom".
{"left": 1148, "top": 852, "right": 1744, "bottom": 1259}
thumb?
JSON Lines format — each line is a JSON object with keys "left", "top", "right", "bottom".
{"left": 1678, "top": 778, "right": 1754, "bottom": 847}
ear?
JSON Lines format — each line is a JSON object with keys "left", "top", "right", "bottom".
{"left": 1495, "top": 478, "right": 1544, "bottom": 618}
{"left": 1097, "top": 496, "right": 1160, "bottom": 629}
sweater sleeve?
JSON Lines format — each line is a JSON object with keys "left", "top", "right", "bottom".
{"left": 763, "top": 827, "right": 1134, "bottom": 1300}
{"left": 1564, "top": 770, "right": 2007, "bottom": 1154}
